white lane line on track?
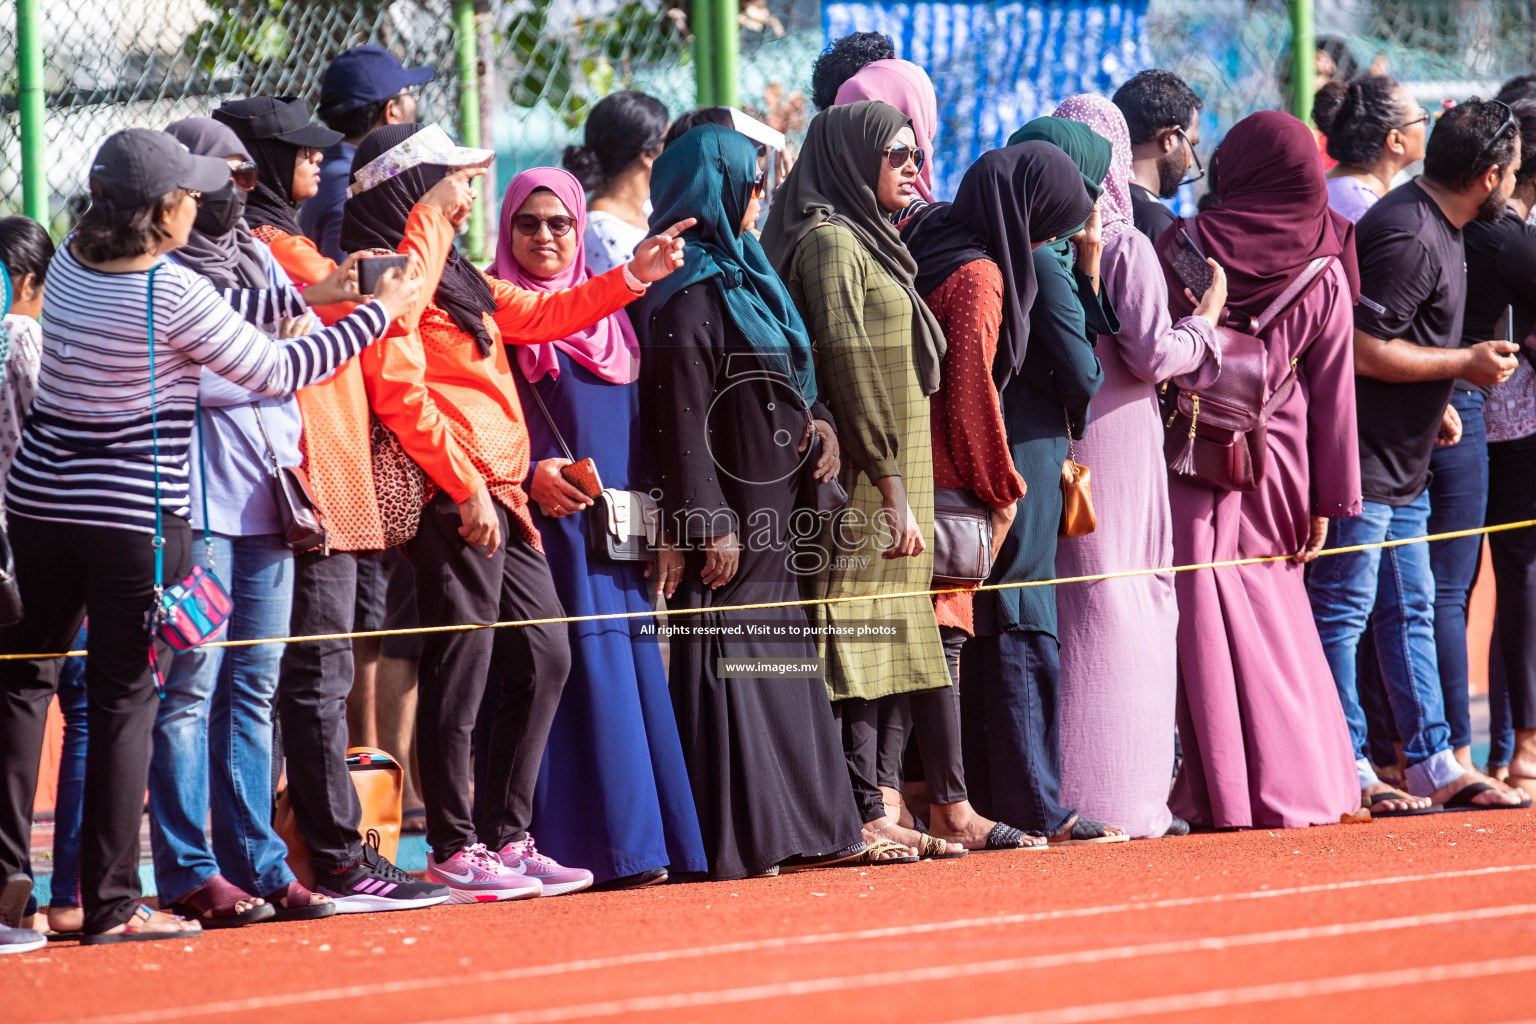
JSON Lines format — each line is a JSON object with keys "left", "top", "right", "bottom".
{"left": 405, "top": 904, "right": 1536, "bottom": 1024}
{"left": 940, "top": 956, "right": 1536, "bottom": 1024}
{"left": 70, "top": 863, "right": 1536, "bottom": 1024}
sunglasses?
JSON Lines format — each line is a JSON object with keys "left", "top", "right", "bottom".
{"left": 1174, "top": 127, "right": 1206, "bottom": 187}
{"left": 513, "top": 213, "right": 576, "bottom": 237}
{"left": 750, "top": 170, "right": 767, "bottom": 201}
{"left": 1479, "top": 99, "right": 1520, "bottom": 159}
{"left": 881, "top": 143, "right": 926, "bottom": 172}
{"left": 230, "top": 161, "right": 258, "bottom": 191}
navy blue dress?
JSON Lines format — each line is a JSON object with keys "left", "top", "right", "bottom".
{"left": 520, "top": 349, "right": 707, "bottom": 884}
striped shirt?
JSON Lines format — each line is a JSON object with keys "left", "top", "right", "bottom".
{"left": 5, "top": 242, "right": 389, "bottom": 533}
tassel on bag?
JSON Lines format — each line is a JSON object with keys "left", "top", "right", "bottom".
{"left": 1169, "top": 394, "right": 1199, "bottom": 477}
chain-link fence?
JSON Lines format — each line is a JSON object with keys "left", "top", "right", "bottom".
{"left": 8, "top": 0, "right": 1536, "bottom": 237}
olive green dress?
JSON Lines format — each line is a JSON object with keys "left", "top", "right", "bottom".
{"left": 787, "top": 222, "right": 950, "bottom": 701}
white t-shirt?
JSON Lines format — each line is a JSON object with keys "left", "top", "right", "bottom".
{"left": 584, "top": 211, "right": 648, "bottom": 276}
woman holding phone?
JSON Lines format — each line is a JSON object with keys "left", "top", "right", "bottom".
{"left": 1050, "top": 94, "right": 1225, "bottom": 841}
{"left": 491, "top": 167, "right": 707, "bottom": 891}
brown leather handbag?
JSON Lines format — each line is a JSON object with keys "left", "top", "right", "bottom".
{"left": 1059, "top": 409, "right": 1096, "bottom": 538}
{"left": 274, "top": 746, "right": 404, "bottom": 888}
{"left": 1163, "top": 256, "right": 1332, "bottom": 493}
{"left": 933, "top": 488, "right": 994, "bottom": 586}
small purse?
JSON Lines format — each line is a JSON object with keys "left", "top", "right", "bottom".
{"left": 525, "top": 379, "right": 658, "bottom": 563}
{"left": 1059, "top": 409, "right": 1097, "bottom": 538}
{"left": 144, "top": 267, "right": 233, "bottom": 683}
{"left": 932, "top": 488, "right": 994, "bottom": 586}
{"left": 369, "top": 414, "right": 429, "bottom": 548}
{"left": 252, "top": 403, "right": 329, "bottom": 553}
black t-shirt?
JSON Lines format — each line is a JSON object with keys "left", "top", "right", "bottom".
{"left": 1130, "top": 183, "right": 1176, "bottom": 243}
{"left": 1353, "top": 179, "right": 1467, "bottom": 505}
{"left": 1463, "top": 209, "right": 1536, "bottom": 349}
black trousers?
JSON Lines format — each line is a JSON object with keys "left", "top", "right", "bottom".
{"left": 0, "top": 514, "right": 190, "bottom": 933}
{"left": 408, "top": 492, "right": 570, "bottom": 861}
{"left": 277, "top": 548, "right": 366, "bottom": 872}
{"left": 832, "top": 698, "right": 885, "bottom": 824}
{"left": 1489, "top": 432, "right": 1536, "bottom": 729}
{"left": 871, "top": 628, "right": 970, "bottom": 806}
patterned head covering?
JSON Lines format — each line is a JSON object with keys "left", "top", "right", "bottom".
{"left": 1052, "top": 94, "right": 1135, "bottom": 241}
{"left": 490, "top": 167, "right": 640, "bottom": 385}
{"left": 835, "top": 59, "right": 940, "bottom": 203}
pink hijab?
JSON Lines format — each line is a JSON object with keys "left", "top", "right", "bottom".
{"left": 835, "top": 59, "right": 939, "bottom": 202}
{"left": 1052, "top": 94, "right": 1135, "bottom": 241}
{"left": 490, "top": 167, "right": 640, "bottom": 384}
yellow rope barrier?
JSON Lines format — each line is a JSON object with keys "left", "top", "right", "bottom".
{"left": 6, "top": 517, "right": 1534, "bottom": 661}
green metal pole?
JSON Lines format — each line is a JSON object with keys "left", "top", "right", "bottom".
{"left": 692, "top": 0, "right": 716, "bottom": 108}
{"left": 454, "top": 0, "right": 485, "bottom": 260}
{"left": 712, "top": 0, "right": 738, "bottom": 109}
{"left": 1289, "top": 0, "right": 1314, "bottom": 123}
{"left": 17, "top": 0, "right": 47, "bottom": 225}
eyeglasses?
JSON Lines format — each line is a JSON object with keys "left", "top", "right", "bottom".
{"left": 1175, "top": 128, "right": 1206, "bottom": 187}
{"left": 512, "top": 214, "right": 576, "bottom": 237}
{"left": 230, "top": 161, "right": 258, "bottom": 191}
{"left": 1397, "top": 108, "right": 1432, "bottom": 130}
{"left": 750, "top": 170, "right": 767, "bottom": 201}
{"left": 881, "top": 143, "right": 926, "bottom": 172}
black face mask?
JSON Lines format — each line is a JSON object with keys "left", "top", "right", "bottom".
{"left": 193, "top": 181, "right": 247, "bottom": 237}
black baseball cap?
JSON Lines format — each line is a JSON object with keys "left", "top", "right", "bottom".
{"left": 318, "top": 45, "right": 435, "bottom": 119}
{"left": 212, "top": 97, "right": 343, "bottom": 149}
{"left": 89, "top": 129, "right": 231, "bottom": 208}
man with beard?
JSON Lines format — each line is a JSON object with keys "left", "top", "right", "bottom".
{"left": 1309, "top": 99, "right": 1532, "bottom": 816}
{"left": 1113, "top": 69, "right": 1203, "bottom": 240}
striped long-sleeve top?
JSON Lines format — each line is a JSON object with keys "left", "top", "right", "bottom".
{"left": 5, "top": 241, "right": 389, "bottom": 534}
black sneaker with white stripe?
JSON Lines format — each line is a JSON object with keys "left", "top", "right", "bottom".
{"left": 314, "top": 844, "right": 450, "bottom": 914}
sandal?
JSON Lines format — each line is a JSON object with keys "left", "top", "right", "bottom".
{"left": 779, "top": 841, "right": 868, "bottom": 873}
{"left": 1367, "top": 788, "right": 1437, "bottom": 817}
{"left": 914, "top": 833, "right": 967, "bottom": 859}
{"left": 1163, "top": 816, "right": 1192, "bottom": 837}
{"left": 166, "top": 874, "right": 275, "bottom": 929}
{"left": 970, "top": 822, "right": 1047, "bottom": 851}
{"left": 1442, "top": 781, "right": 1534, "bottom": 812}
{"left": 858, "top": 838, "right": 919, "bottom": 865}
{"left": 265, "top": 881, "right": 337, "bottom": 922}
{"left": 1049, "top": 815, "right": 1131, "bottom": 846}
{"left": 80, "top": 904, "right": 203, "bottom": 945}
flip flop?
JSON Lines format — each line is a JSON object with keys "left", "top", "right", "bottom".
{"left": 166, "top": 874, "right": 276, "bottom": 929}
{"left": 264, "top": 881, "right": 337, "bottom": 922}
{"left": 960, "top": 822, "right": 1047, "bottom": 852}
{"left": 1367, "top": 788, "right": 1438, "bottom": 817}
{"left": 1050, "top": 815, "right": 1131, "bottom": 846}
{"left": 1442, "top": 781, "right": 1534, "bottom": 812}
{"left": 80, "top": 905, "right": 203, "bottom": 945}
{"left": 0, "top": 873, "right": 32, "bottom": 929}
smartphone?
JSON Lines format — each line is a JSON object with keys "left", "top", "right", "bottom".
{"left": 1168, "top": 229, "right": 1214, "bottom": 297}
{"left": 560, "top": 458, "right": 604, "bottom": 500}
{"left": 357, "top": 254, "right": 409, "bottom": 296}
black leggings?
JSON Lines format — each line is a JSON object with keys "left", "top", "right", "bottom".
{"left": 408, "top": 492, "right": 571, "bottom": 861}
{"left": 1489, "top": 432, "right": 1536, "bottom": 729}
{"left": 0, "top": 514, "right": 191, "bottom": 933}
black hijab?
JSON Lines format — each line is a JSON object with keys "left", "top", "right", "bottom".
{"left": 341, "top": 123, "right": 497, "bottom": 356}
{"left": 164, "top": 118, "right": 270, "bottom": 290}
{"left": 214, "top": 98, "right": 305, "bottom": 237}
{"left": 901, "top": 142, "right": 1096, "bottom": 388}
{"left": 761, "top": 101, "right": 948, "bottom": 395}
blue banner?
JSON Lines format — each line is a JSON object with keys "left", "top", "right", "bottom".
{"left": 824, "top": 1, "right": 1153, "bottom": 200}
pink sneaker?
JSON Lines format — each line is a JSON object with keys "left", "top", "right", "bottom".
{"left": 427, "top": 842, "right": 542, "bottom": 904}
{"left": 496, "top": 836, "right": 593, "bottom": 896}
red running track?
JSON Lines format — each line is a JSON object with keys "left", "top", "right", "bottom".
{"left": 5, "top": 808, "right": 1535, "bottom": 1024}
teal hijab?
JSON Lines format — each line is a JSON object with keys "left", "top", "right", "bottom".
{"left": 636, "top": 124, "right": 817, "bottom": 402}
{"left": 1007, "top": 117, "right": 1111, "bottom": 271}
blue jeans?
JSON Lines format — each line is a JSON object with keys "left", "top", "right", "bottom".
{"left": 961, "top": 629, "right": 1073, "bottom": 835}
{"left": 148, "top": 533, "right": 296, "bottom": 903}
{"left": 1427, "top": 389, "right": 1488, "bottom": 751}
{"left": 1307, "top": 493, "right": 1462, "bottom": 796}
